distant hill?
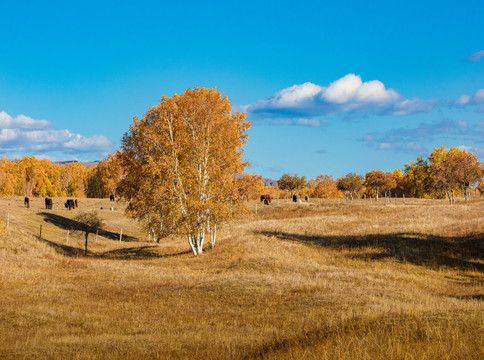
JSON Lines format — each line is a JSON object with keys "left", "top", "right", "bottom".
{"left": 55, "top": 160, "right": 100, "bottom": 169}
{"left": 263, "top": 178, "right": 278, "bottom": 187}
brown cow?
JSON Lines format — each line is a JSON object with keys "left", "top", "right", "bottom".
{"left": 45, "top": 197, "right": 53, "bottom": 209}
{"left": 65, "top": 199, "right": 75, "bottom": 210}
{"left": 260, "top": 194, "right": 271, "bottom": 205}
{"left": 109, "top": 194, "right": 115, "bottom": 202}
{"left": 24, "top": 197, "right": 30, "bottom": 208}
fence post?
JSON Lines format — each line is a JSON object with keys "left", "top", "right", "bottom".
{"left": 66, "top": 230, "right": 69, "bottom": 245}
{"left": 39, "top": 225, "right": 42, "bottom": 239}
{"left": 96, "top": 229, "right": 98, "bottom": 243}
{"left": 120, "top": 229, "right": 123, "bottom": 242}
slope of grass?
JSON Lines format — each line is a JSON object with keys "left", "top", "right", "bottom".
{"left": 0, "top": 196, "right": 482, "bottom": 359}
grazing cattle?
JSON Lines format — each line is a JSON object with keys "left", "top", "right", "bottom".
{"left": 110, "top": 194, "right": 115, "bottom": 202}
{"left": 260, "top": 194, "right": 271, "bottom": 205}
{"left": 74, "top": 199, "right": 78, "bottom": 208}
{"left": 24, "top": 197, "right": 30, "bottom": 208}
{"left": 292, "top": 195, "right": 298, "bottom": 202}
{"left": 64, "top": 199, "right": 75, "bottom": 210}
{"left": 304, "top": 195, "right": 309, "bottom": 201}
{"left": 45, "top": 197, "right": 53, "bottom": 209}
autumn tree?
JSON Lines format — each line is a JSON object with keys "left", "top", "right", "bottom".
{"left": 308, "top": 175, "right": 341, "bottom": 199}
{"left": 404, "top": 157, "right": 431, "bottom": 198}
{"left": 429, "top": 146, "right": 482, "bottom": 202}
{"left": 392, "top": 168, "right": 408, "bottom": 197}
{"left": 278, "top": 173, "right": 307, "bottom": 198}
{"left": 236, "top": 174, "right": 265, "bottom": 201}
{"left": 364, "top": 170, "right": 396, "bottom": 200}
{"left": 117, "top": 87, "right": 250, "bottom": 255}
{"left": 0, "top": 158, "right": 15, "bottom": 196}
{"left": 336, "top": 173, "right": 364, "bottom": 200}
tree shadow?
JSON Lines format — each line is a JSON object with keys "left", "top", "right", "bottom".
{"left": 255, "top": 230, "right": 484, "bottom": 271}
{"left": 37, "top": 236, "right": 86, "bottom": 257}
{"left": 97, "top": 246, "right": 191, "bottom": 260}
{"left": 39, "top": 212, "right": 138, "bottom": 242}
{"left": 35, "top": 233, "right": 191, "bottom": 260}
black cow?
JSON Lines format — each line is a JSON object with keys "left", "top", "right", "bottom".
{"left": 65, "top": 199, "right": 75, "bottom": 210}
{"left": 292, "top": 195, "right": 298, "bottom": 202}
{"left": 74, "top": 199, "right": 78, "bottom": 208}
{"left": 109, "top": 194, "right": 115, "bottom": 202}
{"left": 304, "top": 195, "right": 309, "bottom": 201}
{"left": 260, "top": 194, "right": 271, "bottom": 205}
{"left": 24, "top": 197, "right": 30, "bottom": 208}
{"left": 45, "top": 197, "right": 53, "bottom": 209}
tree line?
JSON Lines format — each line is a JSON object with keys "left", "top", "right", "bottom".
{"left": 276, "top": 146, "right": 483, "bottom": 202}
{"left": 0, "top": 154, "right": 122, "bottom": 198}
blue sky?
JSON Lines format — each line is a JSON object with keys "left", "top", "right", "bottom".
{"left": 1, "top": 0, "right": 483, "bottom": 179}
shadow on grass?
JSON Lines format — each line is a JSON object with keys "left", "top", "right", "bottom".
{"left": 36, "top": 235, "right": 191, "bottom": 260}
{"left": 39, "top": 212, "right": 138, "bottom": 242}
{"left": 97, "top": 246, "right": 191, "bottom": 260}
{"left": 255, "top": 230, "right": 484, "bottom": 271}
{"left": 37, "top": 236, "right": 86, "bottom": 257}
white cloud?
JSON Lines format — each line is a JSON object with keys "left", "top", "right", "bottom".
{"left": 0, "top": 111, "right": 51, "bottom": 129}
{"left": 454, "top": 88, "right": 484, "bottom": 106}
{"left": 296, "top": 118, "right": 321, "bottom": 127}
{"left": 457, "top": 145, "right": 472, "bottom": 152}
{"left": 322, "top": 74, "right": 399, "bottom": 105}
{"left": 454, "top": 95, "right": 471, "bottom": 106}
{"left": 244, "top": 74, "right": 435, "bottom": 120}
{"left": 466, "top": 50, "right": 484, "bottom": 62}
{"left": 0, "top": 111, "right": 115, "bottom": 158}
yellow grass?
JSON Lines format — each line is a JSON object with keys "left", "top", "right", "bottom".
{"left": 0, "top": 196, "right": 482, "bottom": 359}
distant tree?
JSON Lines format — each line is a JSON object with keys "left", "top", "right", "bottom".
{"left": 0, "top": 158, "right": 15, "bottom": 196}
{"left": 117, "top": 87, "right": 250, "bottom": 255}
{"left": 278, "top": 173, "right": 307, "bottom": 197}
{"left": 308, "top": 175, "right": 341, "bottom": 199}
{"left": 86, "top": 153, "right": 125, "bottom": 198}
{"left": 404, "top": 156, "right": 431, "bottom": 198}
{"left": 73, "top": 211, "right": 104, "bottom": 256}
{"left": 392, "top": 168, "right": 408, "bottom": 197}
{"left": 236, "top": 174, "right": 265, "bottom": 201}
{"left": 364, "top": 170, "right": 396, "bottom": 200}
{"left": 429, "top": 147, "right": 482, "bottom": 202}
{"left": 336, "top": 173, "right": 364, "bottom": 200}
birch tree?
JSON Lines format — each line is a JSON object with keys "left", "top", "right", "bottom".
{"left": 117, "top": 87, "right": 250, "bottom": 256}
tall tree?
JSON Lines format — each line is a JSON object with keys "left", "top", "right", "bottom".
{"left": 117, "top": 87, "right": 250, "bottom": 255}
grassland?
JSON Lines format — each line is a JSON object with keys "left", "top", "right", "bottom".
{"left": 0, "top": 196, "right": 482, "bottom": 359}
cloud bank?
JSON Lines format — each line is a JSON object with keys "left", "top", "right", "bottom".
{"left": 243, "top": 74, "right": 436, "bottom": 120}
{"left": 361, "top": 118, "right": 483, "bottom": 155}
{"left": 0, "top": 111, "right": 115, "bottom": 159}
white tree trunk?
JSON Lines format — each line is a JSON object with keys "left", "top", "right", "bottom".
{"left": 188, "top": 232, "right": 204, "bottom": 256}
{"left": 211, "top": 222, "right": 217, "bottom": 249}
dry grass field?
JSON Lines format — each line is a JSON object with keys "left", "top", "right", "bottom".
{"left": 0, "top": 196, "right": 482, "bottom": 359}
